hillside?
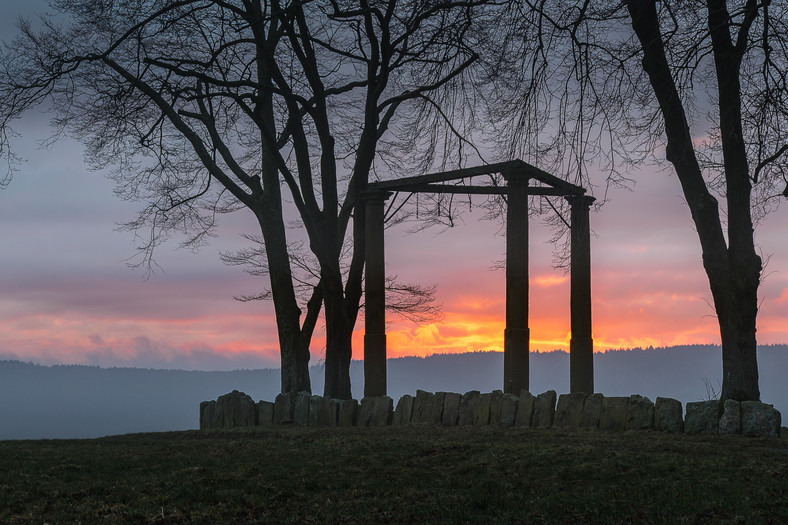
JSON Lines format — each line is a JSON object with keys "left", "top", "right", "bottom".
{"left": 2, "top": 426, "right": 787, "bottom": 523}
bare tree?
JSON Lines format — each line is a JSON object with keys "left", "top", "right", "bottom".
{"left": 0, "top": 0, "right": 485, "bottom": 398}
{"left": 220, "top": 235, "right": 443, "bottom": 321}
{"left": 490, "top": 0, "right": 788, "bottom": 402}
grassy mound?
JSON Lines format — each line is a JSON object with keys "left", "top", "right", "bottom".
{"left": 1, "top": 426, "right": 786, "bottom": 523}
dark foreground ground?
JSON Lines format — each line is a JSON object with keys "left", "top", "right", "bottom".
{"left": 1, "top": 425, "right": 786, "bottom": 524}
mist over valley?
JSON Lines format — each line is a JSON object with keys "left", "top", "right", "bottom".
{"left": 2, "top": 345, "right": 786, "bottom": 440}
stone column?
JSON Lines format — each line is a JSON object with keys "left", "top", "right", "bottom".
{"left": 503, "top": 174, "right": 530, "bottom": 394}
{"left": 566, "top": 195, "right": 595, "bottom": 394}
{"left": 363, "top": 191, "right": 391, "bottom": 397}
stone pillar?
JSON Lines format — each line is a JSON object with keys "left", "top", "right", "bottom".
{"left": 566, "top": 195, "right": 595, "bottom": 394}
{"left": 363, "top": 191, "right": 391, "bottom": 397}
{"left": 503, "top": 174, "right": 530, "bottom": 394}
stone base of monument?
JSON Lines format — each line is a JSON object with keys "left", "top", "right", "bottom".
{"left": 199, "top": 390, "right": 781, "bottom": 437}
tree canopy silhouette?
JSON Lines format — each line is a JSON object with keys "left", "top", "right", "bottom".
{"left": 0, "top": 0, "right": 485, "bottom": 398}
{"left": 487, "top": 0, "right": 788, "bottom": 402}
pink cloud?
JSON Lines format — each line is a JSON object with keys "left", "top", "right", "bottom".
{"left": 0, "top": 304, "right": 282, "bottom": 370}
{"left": 774, "top": 287, "right": 788, "bottom": 304}
{"left": 533, "top": 275, "right": 568, "bottom": 287}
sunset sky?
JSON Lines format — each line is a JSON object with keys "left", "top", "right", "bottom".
{"left": 1, "top": 2, "right": 787, "bottom": 372}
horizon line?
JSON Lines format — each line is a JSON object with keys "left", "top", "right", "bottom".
{"left": 3, "top": 343, "right": 788, "bottom": 372}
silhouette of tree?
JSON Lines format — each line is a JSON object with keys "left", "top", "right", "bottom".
{"left": 490, "top": 0, "right": 788, "bottom": 402}
{"left": 0, "top": 0, "right": 484, "bottom": 398}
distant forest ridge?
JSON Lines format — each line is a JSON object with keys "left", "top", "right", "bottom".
{"left": 1, "top": 344, "right": 786, "bottom": 440}
{"left": 3, "top": 343, "right": 787, "bottom": 373}
{"left": 598, "top": 343, "right": 788, "bottom": 353}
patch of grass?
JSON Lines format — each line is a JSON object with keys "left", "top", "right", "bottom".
{"left": 1, "top": 426, "right": 786, "bottom": 523}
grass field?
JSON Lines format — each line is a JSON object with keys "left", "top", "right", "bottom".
{"left": 1, "top": 425, "right": 786, "bottom": 523}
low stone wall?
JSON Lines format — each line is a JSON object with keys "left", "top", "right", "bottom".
{"left": 199, "top": 389, "right": 782, "bottom": 437}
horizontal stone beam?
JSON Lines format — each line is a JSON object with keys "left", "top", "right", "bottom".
{"left": 373, "top": 184, "right": 572, "bottom": 196}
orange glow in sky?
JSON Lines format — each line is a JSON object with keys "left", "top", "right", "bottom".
{"left": 3, "top": 156, "right": 788, "bottom": 372}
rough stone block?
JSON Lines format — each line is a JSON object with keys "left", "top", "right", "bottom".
{"left": 212, "top": 390, "right": 257, "bottom": 428}
{"left": 393, "top": 395, "right": 415, "bottom": 425}
{"left": 741, "top": 401, "right": 781, "bottom": 438}
{"left": 337, "top": 399, "right": 358, "bottom": 427}
{"left": 717, "top": 399, "right": 741, "bottom": 435}
{"left": 580, "top": 393, "right": 604, "bottom": 429}
{"left": 293, "top": 391, "right": 311, "bottom": 426}
{"left": 515, "top": 390, "right": 535, "bottom": 427}
{"left": 554, "top": 393, "right": 587, "bottom": 428}
{"left": 477, "top": 393, "right": 492, "bottom": 425}
{"left": 684, "top": 400, "right": 719, "bottom": 434}
{"left": 532, "top": 390, "right": 557, "bottom": 428}
{"left": 307, "top": 396, "right": 336, "bottom": 427}
{"left": 626, "top": 394, "right": 654, "bottom": 430}
{"left": 257, "top": 400, "right": 275, "bottom": 427}
{"left": 200, "top": 400, "right": 215, "bottom": 430}
{"left": 500, "top": 393, "right": 519, "bottom": 427}
{"left": 359, "top": 396, "right": 393, "bottom": 427}
{"left": 358, "top": 397, "right": 373, "bottom": 427}
{"left": 376, "top": 397, "right": 393, "bottom": 426}
{"left": 210, "top": 404, "right": 222, "bottom": 429}
{"left": 654, "top": 397, "right": 683, "bottom": 433}
{"left": 275, "top": 392, "right": 296, "bottom": 425}
{"left": 442, "top": 392, "right": 461, "bottom": 426}
{"left": 308, "top": 395, "right": 322, "bottom": 427}
{"left": 431, "top": 392, "right": 447, "bottom": 424}
{"left": 599, "top": 397, "right": 628, "bottom": 432}
{"left": 489, "top": 390, "right": 504, "bottom": 426}
{"left": 321, "top": 398, "right": 339, "bottom": 427}
{"left": 210, "top": 401, "right": 223, "bottom": 429}
{"left": 329, "top": 399, "right": 342, "bottom": 427}
{"left": 458, "top": 390, "right": 480, "bottom": 426}
{"left": 413, "top": 390, "right": 434, "bottom": 424}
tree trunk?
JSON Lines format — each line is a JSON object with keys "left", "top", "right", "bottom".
{"left": 251, "top": 36, "right": 312, "bottom": 395}
{"left": 625, "top": 0, "right": 761, "bottom": 403}
{"left": 322, "top": 274, "right": 354, "bottom": 399}
{"left": 256, "top": 207, "right": 312, "bottom": 394}
{"left": 702, "top": 220, "right": 761, "bottom": 402}
{"left": 706, "top": 0, "right": 761, "bottom": 402}
{"left": 717, "top": 281, "right": 760, "bottom": 401}
{"left": 319, "top": 111, "right": 376, "bottom": 400}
